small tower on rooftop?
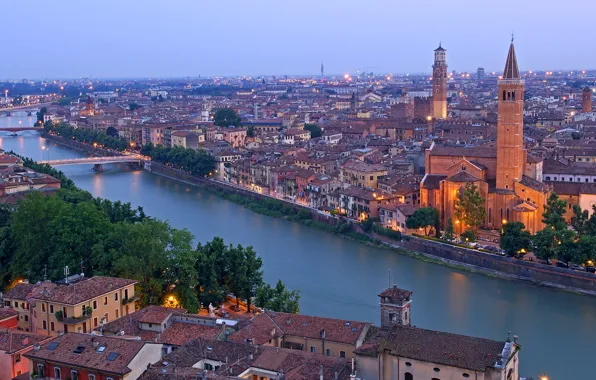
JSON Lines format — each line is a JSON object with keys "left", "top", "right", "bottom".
{"left": 379, "top": 284, "right": 413, "bottom": 328}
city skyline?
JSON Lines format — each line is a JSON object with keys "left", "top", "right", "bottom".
{"left": 3, "top": 0, "right": 596, "bottom": 79}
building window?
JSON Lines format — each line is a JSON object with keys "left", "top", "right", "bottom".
{"left": 15, "top": 353, "right": 21, "bottom": 362}
{"left": 71, "top": 370, "right": 79, "bottom": 380}
{"left": 24, "top": 315, "right": 28, "bottom": 322}
{"left": 115, "top": 309, "right": 119, "bottom": 318}
{"left": 37, "top": 364, "right": 45, "bottom": 377}
{"left": 41, "top": 303, "right": 46, "bottom": 312}
{"left": 310, "top": 346, "right": 316, "bottom": 353}
{"left": 89, "top": 375, "right": 96, "bottom": 380}
{"left": 405, "top": 362, "right": 412, "bottom": 367}
{"left": 104, "top": 297, "right": 108, "bottom": 305}
{"left": 104, "top": 313, "right": 109, "bottom": 323}
{"left": 93, "top": 300, "right": 97, "bottom": 309}
{"left": 326, "top": 348, "right": 331, "bottom": 356}
{"left": 94, "top": 317, "right": 98, "bottom": 327}
{"left": 405, "top": 373, "right": 413, "bottom": 380}
{"left": 114, "top": 293, "right": 119, "bottom": 301}
{"left": 434, "top": 368, "right": 441, "bottom": 372}
{"left": 340, "top": 351, "right": 346, "bottom": 358}
{"left": 50, "top": 305, "right": 54, "bottom": 313}
{"left": 463, "top": 374, "right": 470, "bottom": 378}
{"left": 54, "top": 367, "right": 61, "bottom": 379}
{"left": 42, "top": 320, "right": 47, "bottom": 330}
{"left": 51, "top": 322, "right": 55, "bottom": 331}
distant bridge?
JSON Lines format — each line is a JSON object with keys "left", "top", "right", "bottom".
{"left": 0, "top": 127, "right": 43, "bottom": 132}
{"left": 39, "top": 156, "right": 144, "bottom": 167}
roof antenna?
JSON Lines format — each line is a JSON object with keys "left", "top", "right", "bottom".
{"left": 511, "top": 32, "right": 515, "bottom": 42}
{"left": 387, "top": 269, "right": 391, "bottom": 288}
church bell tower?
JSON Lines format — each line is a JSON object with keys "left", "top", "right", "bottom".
{"left": 496, "top": 39, "right": 525, "bottom": 190}
{"left": 432, "top": 44, "right": 448, "bottom": 119}
{"left": 379, "top": 285, "right": 413, "bottom": 328}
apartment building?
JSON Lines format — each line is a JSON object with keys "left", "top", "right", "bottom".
{"left": 3, "top": 276, "right": 137, "bottom": 337}
{"left": 0, "top": 329, "right": 52, "bottom": 380}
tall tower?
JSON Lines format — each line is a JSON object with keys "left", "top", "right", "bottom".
{"left": 321, "top": 61, "right": 324, "bottom": 77}
{"left": 379, "top": 285, "right": 413, "bottom": 328}
{"left": 582, "top": 87, "right": 592, "bottom": 113}
{"left": 496, "top": 39, "right": 525, "bottom": 190}
{"left": 432, "top": 43, "right": 448, "bottom": 119}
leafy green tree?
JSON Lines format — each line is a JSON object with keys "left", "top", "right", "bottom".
{"left": 129, "top": 102, "right": 141, "bottom": 111}
{"left": 572, "top": 204, "right": 589, "bottom": 236}
{"left": 542, "top": 193, "right": 567, "bottom": 230}
{"left": 444, "top": 218, "right": 455, "bottom": 241}
{"left": 242, "top": 246, "right": 264, "bottom": 312}
{"left": 213, "top": 108, "right": 241, "bottom": 127}
{"left": 454, "top": 183, "right": 486, "bottom": 232}
{"left": 255, "top": 280, "right": 300, "bottom": 313}
{"left": 406, "top": 207, "right": 438, "bottom": 236}
{"left": 304, "top": 123, "right": 322, "bottom": 138}
{"left": 500, "top": 222, "right": 532, "bottom": 257}
{"left": 532, "top": 228, "right": 557, "bottom": 262}
{"left": 460, "top": 229, "right": 476, "bottom": 243}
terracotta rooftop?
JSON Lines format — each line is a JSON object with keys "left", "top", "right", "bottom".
{"left": 0, "top": 308, "right": 17, "bottom": 321}
{"left": 0, "top": 329, "right": 51, "bottom": 354}
{"left": 101, "top": 305, "right": 186, "bottom": 337}
{"left": 429, "top": 144, "right": 497, "bottom": 158}
{"left": 378, "top": 285, "right": 413, "bottom": 301}
{"left": 445, "top": 171, "right": 480, "bottom": 183}
{"left": 231, "top": 311, "right": 370, "bottom": 346}
{"left": 28, "top": 276, "right": 137, "bottom": 305}
{"left": 3, "top": 283, "right": 36, "bottom": 300}
{"left": 24, "top": 333, "right": 148, "bottom": 375}
{"left": 502, "top": 41, "right": 520, "bottom": 80}
{"left": 421, "top": 174, "right": 447, "bottom": 190}
{"left": 355, "top": 325, "right": 507, "bottom": 372}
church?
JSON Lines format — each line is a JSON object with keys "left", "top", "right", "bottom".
{"left": 420, "top": 40, "right": 550, "bottom": 234}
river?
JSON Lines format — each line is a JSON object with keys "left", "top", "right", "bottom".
{"left": 0, "top": 114, "right": 594, "bottom": 379}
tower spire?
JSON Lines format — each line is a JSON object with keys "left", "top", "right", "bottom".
{"left": 503, "top": 40, "right": 520, "bottom": 79}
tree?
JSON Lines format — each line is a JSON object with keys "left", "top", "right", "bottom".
{"left": 406, "top": 207, "right": 438, "bottom": 236}
{"left": 460, "top": 229, "right": 476, "bottom": 243}
{"left": 105, "top": 126, "right": 119, "bottom": 137}
{"left": 255, "top": 280, "right": 300, "bottom": 313}
{"left": 129, "top": 102, "right": 141, "bottom": 111}
{"left": 213, "top": 108, "right": 241, "bottom": 127}
{"left": 242, "top": 246, "right": 263, "bottom": 312}
{"left": 247, "top": 126, "right": 255, "bottom": 138}
{"left": 572, "top": 204, "right": 589, "bottom": 236}
{"left": 542, "top": 193, "right": 567, "bottom": 230}
{"left": 532, "top": 228, "right": 557, "bottom": 262}
{"left": 454, "top": 183, "right": 486, "bottom": 232}
{"left": 36, "top": 107, "right": 47, "bottom": 125}
{"left": 500, "top": 222, "right": 531, "bottom": 257}
{"left": 444, "top": 218, "right": 455, "bottom": 241}
{"left": 304, "top": 123, "right": 322, "bottom": 138}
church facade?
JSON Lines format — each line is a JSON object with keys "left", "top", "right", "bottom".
{"left": 420, "top": 41, "right": 549, "bottom": 234}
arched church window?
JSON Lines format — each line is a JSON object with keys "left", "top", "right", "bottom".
{"left": 488, "top": 208, "right": 492, "bottom": 223}
{"left": 405, "top": 373, "right": 413, "bottom": 380}
{"left": 503, "top": 91, "right": 506, "bottom": 101}
{"left": 512, "top": 91, "right": 516, "bottom": 101}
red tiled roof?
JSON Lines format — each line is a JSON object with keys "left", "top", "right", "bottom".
{"left": 101, "top": 305, "right": 186, "bottom": 337}
{"left": 0, "top": 308, "right": 17, "bottom": 321}
{"left": 25, "top": 333, "right": 149, "bottom": 375}
{"left": 0, "top": 329, "right": 51, "bottom": 354}
{"left": 30, "top": 277, "right": 137, "bottom": 305}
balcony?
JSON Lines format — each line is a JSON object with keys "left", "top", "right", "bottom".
{"left": 55, "top": 308, "right": 92, "bottom": 325}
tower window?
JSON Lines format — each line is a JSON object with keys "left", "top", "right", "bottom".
{"left": 503, "top": 90, "right": 506, "bottom": 101}
{"left": 512, "top": 91, "right": 516, "bottom": 101}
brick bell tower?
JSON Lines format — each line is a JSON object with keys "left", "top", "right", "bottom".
{"left": 379, "top": 285, "right": 413, "bottom": 328}
{"left": 583, "top": 87, "right": 592, "bottom": 113}
{"left": 496, "top": 38, "right": 525, "bottom": 190}
{"left": 432, "top": 43, "right": 448, "bottom": 119}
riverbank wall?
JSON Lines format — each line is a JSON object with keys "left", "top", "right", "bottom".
{"left": 145, "top": 162, "right": 596, "bottom": 295}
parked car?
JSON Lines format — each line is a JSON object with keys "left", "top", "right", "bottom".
{"left": 539, "top": 259, "right": 551, "bottom": 266}
{"left": 586, "top": 266, "right": 596, "bottom": 273}
{"left": 570, "top": 264, "right": 584, "bottom": 271}
{"left": 556, "top": 261, "right": 569, "bottom": 269}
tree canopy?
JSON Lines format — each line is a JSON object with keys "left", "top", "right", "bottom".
{"left": 500, "top": 221, "right": 532, "bottom": 257}
{"left": 406, "top": 207, "right": 439, "bottom": 236}
{"left": 454, "top": 183, "right": 486, "bottom": 231}
{"left": 45, "top": 122, "right": 129, "bottom": 151}
{"left": 141, "top": 144, "right": 215, "bottom": 177}
{"left": 304, "top": 123, "right": 322, "bottom": 138}
{"left": 213, "top": 108, "right": 241, "bottom": 127}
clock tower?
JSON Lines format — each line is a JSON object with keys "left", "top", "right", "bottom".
{"left": 432, "top": 44, "right": 448, "bottom": 119}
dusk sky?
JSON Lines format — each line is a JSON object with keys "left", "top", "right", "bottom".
{"left": 4, "top": 0, "right": 595, "bottom": 79}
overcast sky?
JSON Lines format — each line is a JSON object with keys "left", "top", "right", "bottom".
{"left": 3, "top": 0, "right": 594, "bottom": 79}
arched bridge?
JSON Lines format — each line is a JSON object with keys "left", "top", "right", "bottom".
{"left": 39, "top": 156, "right": 145, "bottom": 167}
